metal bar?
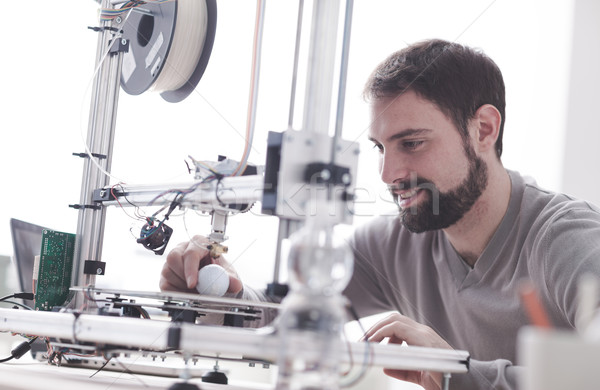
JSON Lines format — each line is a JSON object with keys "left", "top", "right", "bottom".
{"left": 0, "top": 308, "right": 469, "bottom": 374}
{"left": 72, "top": 0, "right": 124, "bottom": 295}
{"left": 301, "top": 0, "right": 341, "bottom": 135}
{"left": 97, "top": 175, "right": 264, "bottom": 211}
{"left": 287, "top": 0, "right": 304, "bottom": 130}
{"left": 442, "top": 372, "right": 452, "bottom": 390}
{"left": 272, "top": 219, "right": 289, "bottom": 283}
{"left": 330, "top": 0, "right": 354, "bottom": 165}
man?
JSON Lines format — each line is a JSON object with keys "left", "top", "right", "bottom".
{"left": 160, "top": 39, "right": 600, "bottom": 389}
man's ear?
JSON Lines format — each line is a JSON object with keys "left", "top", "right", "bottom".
{"left": 471, "top": 104, "right": 502, "bottom": 153}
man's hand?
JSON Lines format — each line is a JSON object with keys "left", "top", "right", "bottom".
{"left": 159, "top": 235, "right": 243, "bottom": 294}
{"left": 362, "top": 312, "right": 453, "bottom": 390}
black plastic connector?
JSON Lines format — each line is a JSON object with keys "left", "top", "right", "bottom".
{"left": 13, "top": 293, "right": 34, "bottom": 301}
{"left": 10, "top": 341, "right": 32, "bottom": 359}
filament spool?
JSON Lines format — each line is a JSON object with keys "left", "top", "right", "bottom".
{"left": 120, "top": 0, "right": 217, "bottom": 103}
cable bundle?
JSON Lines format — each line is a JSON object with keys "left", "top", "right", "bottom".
{"left": 100, "top": 0, "right": 174, "bottom": 22}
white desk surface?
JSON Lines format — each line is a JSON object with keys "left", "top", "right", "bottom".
{"left": 0, "top": 360, "right": 272, "bottom": 390}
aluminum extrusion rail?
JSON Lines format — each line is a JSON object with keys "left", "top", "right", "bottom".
{"left": 0, "top": 308, "right": 469, "bottom": 374}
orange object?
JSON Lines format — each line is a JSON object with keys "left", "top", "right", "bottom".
{"left": 520, "top": 283, "right": 553, "bottom": 329}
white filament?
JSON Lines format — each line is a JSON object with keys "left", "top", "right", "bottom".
{"left": 151, "top": 0, "right": 208, "bottom": 92}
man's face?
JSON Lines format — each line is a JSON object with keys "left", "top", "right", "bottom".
{"left": 368, "top": 91, "right": 488, "bottom": 232}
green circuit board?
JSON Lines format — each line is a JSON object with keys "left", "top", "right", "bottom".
{"left": 35, "top": 229, "right": 76, "bottom": 311}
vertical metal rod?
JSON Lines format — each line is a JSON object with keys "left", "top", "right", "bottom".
{"left": 301, "top": 0, "right": 341, "bottom": 135}
{"left": 330, "top": 0, "right": 354, "bottom": 165}
{"left": 72, "top": 1, "right": 123, "bottom": 299}
{"left": 272, "top": 219, "right": 289, "bottom": 284}
{"left": 287, "top": 0, "right": 305, "bottom": 130}
{"left": 91, "top": 42, "right": 124, "bottom": 264}
{"left": 442, "top": 372, "right": 451, "bottom": 390}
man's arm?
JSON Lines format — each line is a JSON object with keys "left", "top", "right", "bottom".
{"left": 363, "top": 313, "right": 522, "bottom": 390}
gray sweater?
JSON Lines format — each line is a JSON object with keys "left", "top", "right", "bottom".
{"left": 345, "top": 170, "right": 600, "bottom": 389}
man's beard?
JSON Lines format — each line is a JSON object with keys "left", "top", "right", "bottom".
{"left": 392, "top": 143, "right": 488, "bottom": 233}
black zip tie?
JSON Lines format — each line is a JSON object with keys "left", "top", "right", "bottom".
{"left": 73, "top": 152, "right": 107, "bottom": 159}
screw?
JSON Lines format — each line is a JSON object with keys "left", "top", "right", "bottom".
{"left": 342, "top": 173, "right": 351, "bottom": 185}
{"left": 121, "top": 39, "right": 127, "bottom": 45}
{"left": 97, "top": 268, "right": 103, "bottom": 275}
{"left": 320, "top": 169, "right": 331, "bottom": 181}
{"left": 116, "top": 16, "right": 122, "bottom": 23}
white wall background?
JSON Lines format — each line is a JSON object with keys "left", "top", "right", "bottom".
{"left": 0, "top": 0, "right": 578, "bottom": 286}
{"left": 1, "top": 1, "right": 597, "bottom": 388}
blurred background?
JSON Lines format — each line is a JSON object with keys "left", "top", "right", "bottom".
{"left": 2, "top": 0, "right": 599, "bottom": 297}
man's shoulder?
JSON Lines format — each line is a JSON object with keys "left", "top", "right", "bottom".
{"left": 506, "top": 172, "right": 600, "bottom": 256}
{"left": 521, "top": 180, "right": 600, "bottom": 223}
{"left": 508, "top": 170, "right": 600, "bottom": 222}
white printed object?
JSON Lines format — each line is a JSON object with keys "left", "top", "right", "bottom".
{"left": 196, "top": 264, "right": 230, "bottom": 297}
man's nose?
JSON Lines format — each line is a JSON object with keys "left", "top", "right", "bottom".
{"left": 379, "top": 151, "right": 411, "bottom": 185}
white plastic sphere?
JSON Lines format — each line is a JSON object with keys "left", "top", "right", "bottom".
{"left": 196, "top": 264, "right": 230, "bottom": 296}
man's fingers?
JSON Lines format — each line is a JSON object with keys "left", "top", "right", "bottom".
{"left": 383, "top": 368, "right": 421, "bottom": 384}
{"left": 160, "top": 263, "right": 187, "bottom": 290}
{"left": 164, "top": 236, "right": 241, "bottom": 294}
{"left": 363, "top": 312, "right": 413, "bottom": 340}
{"left": 160, "top": 279, "right": 187, "bottom": 293}
{"left": 228, "top": 274, "right": 243, "bottom": 294}
{"left": 362, "top": 312, "right": 451, "bottom": 350}
{"left": 367, "top": 322, "right": 410, "bottom": 344}
{"left": 182, "top": 237, "right": 212, "bottom": 289}
{"left": 165, "top": 242, "right": 190, "bottom": 278}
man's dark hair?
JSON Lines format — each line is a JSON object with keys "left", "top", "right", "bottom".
{"left": 364, "top": 39, "right": 506, "bottom": 158}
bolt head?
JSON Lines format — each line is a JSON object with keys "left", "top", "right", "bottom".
{"left": 342, "top": 173, "right": 352, "bottom": 184}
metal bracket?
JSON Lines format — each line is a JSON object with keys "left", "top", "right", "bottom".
{"left": 110, "top": 38, "right": 129, "bottom": 55}
{"left": 83, "top": 260, "right": 106, "bottom": 276}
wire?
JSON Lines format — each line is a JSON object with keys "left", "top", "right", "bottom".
{"left": 100, "top": 0, "right": 175, "bottom": 21}
{"left": 0, "top": 336, "right": 39, "bottom": 364}
{"left": 0, "top": 293, "right": 34, "bottom": 302}
{"left": 80, "top": 12, "right": 131, "bottom": 185}
{"left": 0, "top": 355, "right": 14, "bottom": 363}
{"left": 339, "top": 303, "right": 374, "bottom": 388}
{"left": 232, "top": 0, "right": 264, "bottom": 177}
{"left": 111, "top": 183, "right": 145, "bottom": 221}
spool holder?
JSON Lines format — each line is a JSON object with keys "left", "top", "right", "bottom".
{"left": 119, "top": 0, "right": 217, "bottom": 102}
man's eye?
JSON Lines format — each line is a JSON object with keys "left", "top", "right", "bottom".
{"left": 403, "top": 140, "right": 424, "bottom": 150}
{"left": 372, "top": 143, "right": 384, "bottom": 153}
